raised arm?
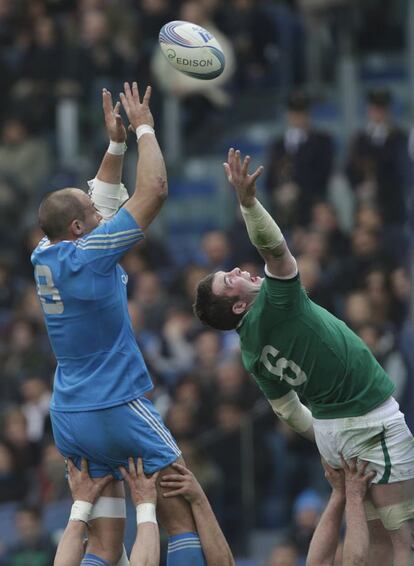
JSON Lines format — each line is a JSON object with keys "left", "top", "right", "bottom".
{"left": 160, "top": 463, "right": 235, "bottom": 566}
{"left": 307, "top": 460, "right": 345, "bottom": 566}
{"left": 342, "top": 457, "right": 375, "bottom": 566}
{"left": 120, "top": 82, "right": 168, "bottom": 230}
{"left": 89, "top": 89, "right": 129, "bottom": 221}
{"left": 223, "top": 148, "right": 297, "bottom": 279}
{"left": 120, "top": 458, "right": 160, "bottom": 566}
{"left": 54, "top": 459, "right": 112, "bottom": 566}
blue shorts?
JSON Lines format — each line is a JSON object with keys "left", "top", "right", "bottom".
{"left": 51, "top": 396, "right": 181, "bottom": 479}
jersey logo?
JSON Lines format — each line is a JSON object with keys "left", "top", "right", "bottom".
{"left": 121, "top": 274, "right": 128, "bottom": 285}
{"left": 260, "top": 345, "right": 307, "bottom": 386}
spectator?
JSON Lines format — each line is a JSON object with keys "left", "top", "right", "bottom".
{"left": 346, "top": 88, "right": 408, "bottom": 228}
{"left": 0, "top": 442, "right": 27, "bottom": 503}
{"left": 265, "top": 91, "right": 334, "bottom": 227}
{"left": 3, "top": 505, "right": 56, "bottom": 566}
{"left": 20, "top": 377, "right": 51, "bottom": 443}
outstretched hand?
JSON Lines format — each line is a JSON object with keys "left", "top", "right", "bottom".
{"left": 120, "top": 457, "right": 159, "bottom": 507}
{"left": 67, "top": 458, "right": 112, "bottom": 504}
{"left": 223, "top": 148, "right": 264, "bottom": 207}
{"left": 102, "top": 88, "right": 127, "bottom": 143}
{"left": 120, "top": 82, "right": 154, "bottom": 132}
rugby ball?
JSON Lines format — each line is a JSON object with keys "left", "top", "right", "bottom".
{"left": 159, "top": 20, "right": 225, "bottom": 80}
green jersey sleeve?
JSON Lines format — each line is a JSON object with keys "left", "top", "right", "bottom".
{"left": 263, "top": 269, "right": 304, "bottom": 311}
{"left": 251, "top": 368, "right": 292, "bottom": 399}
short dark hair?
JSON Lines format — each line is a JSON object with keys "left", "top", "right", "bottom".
{"left": 193, "top": 272, "right": 244, "bottom": 331}
{"left": 38, "top": 189, "right": 85, "bottom": 240}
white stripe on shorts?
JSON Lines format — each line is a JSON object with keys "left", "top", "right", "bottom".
{"left": 128, "top": 400, "right": 180, "bottom": 457}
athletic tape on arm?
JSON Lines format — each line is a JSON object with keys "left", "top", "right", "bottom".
{"left": 88, "top": 179, "right": 129, "bottom": 221}
{"left": 240, "top": 199, "right": 284, "bottom": 250}
{"left": 269, "top": 391, "right": 313, "bottom": 433}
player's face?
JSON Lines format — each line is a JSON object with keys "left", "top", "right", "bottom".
{"left": 212, "top": 267, "right": 263, "bottom": 300}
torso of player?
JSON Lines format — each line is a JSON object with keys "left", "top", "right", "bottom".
{"left": 237, "top": 275, "right": 394, "bottom": 419}
{"left": 31, "top": 228, "right": 152, "bottom": 412}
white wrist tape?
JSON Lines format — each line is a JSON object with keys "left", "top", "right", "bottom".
{"left": 240, "top": 199, "right": 284, "bottom": 250}
{"left": 136, "top": 503, "right": 157, "bottom": 525}
{"left": 69, "top": 500, "right": 93, "bottom": 523}
{"left": 136, "top": 125, "right": 155, "bottom": 141}
{"left": 88, "top": 178, "right": 129, "bottom": 221}
{"left": 108, "top": 141, "right": 127, "bottom": 155}
{"left": 269, "top": 391, "right": 313, "bottom": 433}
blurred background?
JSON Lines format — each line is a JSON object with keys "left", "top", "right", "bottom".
{"left": 0, "top": 0, "right": 413, "bottom": 565}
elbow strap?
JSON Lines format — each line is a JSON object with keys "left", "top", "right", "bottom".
{"left": 88, "top": 178, "right": 129, "bottom": 221}
{"left": 269, "top": 391, "right": 313, "bottom": 433}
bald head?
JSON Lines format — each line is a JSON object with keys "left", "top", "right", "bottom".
{"left": 39, "top": 188, "right": 87, "bottom": 241}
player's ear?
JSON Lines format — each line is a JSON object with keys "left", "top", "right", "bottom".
{"left": 69, "top": 219, "right": 84, "bottom": 237}
{"left": 232, "top": 301, "right": 247, "bottom": 315}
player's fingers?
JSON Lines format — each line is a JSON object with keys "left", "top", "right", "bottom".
{"left": 124, "top": 82, "right": 133, "bottom": 103}
{"left": 119, "top": 466, "right": 129, "bottom": 481}
{"left": 159, "top": 481, "right": 183, "bottom": 488}
{"left": 67, "top": 458, "right": 75, "bottom": 475}
{"left": 142, "top": 85, "right": 152, "bottom": 106}
{"left": 250, "top": 165, "right": 264, "bottom": 183}
{"left": 348, "top": 457, "right": 358, "bottom": 472}
{"left": 358, "top": 459, "right": 370, "bottom": 474}
{"left": 339, "top": 452, "right": 348, "bottom": 470}
{"left": 128, "top": 457, "right": 137, "bottom": 479}
{"left": 136, "top": 458, "right": 144, "bottom": 477}
{"left": 151, "top": 471, "right": 160, "bottom": 482}
{"left": 223, "top": 162, "right": 231, "bottom": 180}
{"left": 160, "top": 474, "right": 182, "bottom": 482}
{"left": 81, "top": 458, "right": 89, "bottom": 475}
{"left": 113, "top": 101, "right": 121, "bottom": 115}
{"left": 163, "top": 488, "right": 185, "bottom": 498}
{"left": 120, "top": 92, "right": 130, "bottom": 115}
{"left": 241, "top": 155, "right": 251, "bottom": 176}
{"left": 132, "top": 81, "right": 141, "bottom": 103}
{"left": 234, "top": 149, "right": 242, "bottom": 173}
{"left": 365, "top": 470, "right": 376, "bottom": 483}
{"left": 102, "top": 89, "right": 112, "bottom": 113}
{"left": 171, "top": 462, "right": 187, "bottom": 474}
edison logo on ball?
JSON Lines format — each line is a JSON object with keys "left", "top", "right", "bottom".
{"left": 167, "top": 48, "right": 213, "bottom": 68}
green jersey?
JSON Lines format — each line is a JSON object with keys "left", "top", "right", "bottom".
{"left": 237, "top": 274, "right": 394, "bottom": 419}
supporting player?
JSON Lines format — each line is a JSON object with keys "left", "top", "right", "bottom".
{"left": 307, "top": 457, "right": 376, "bottom": 566}
{"left": 32, "top": 83, "right": 206, "bottom": 566}
{"left": 55, "top": 457, "right": 234, "bottom": 566}
{"left": 193, "top": 148, "right": 414, "bottom": 566}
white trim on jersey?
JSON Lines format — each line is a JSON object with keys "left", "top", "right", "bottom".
{"left": 128, "top": 400, "right": 181, "bottom": 457}
{"left": 76, "top": 228, "right": 141, "bottom": 245}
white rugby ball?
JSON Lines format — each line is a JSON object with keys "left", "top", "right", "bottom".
{"left": 159, "top": 20, "right": 225, "bottom": 80}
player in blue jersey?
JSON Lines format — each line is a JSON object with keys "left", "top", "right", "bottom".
{"left": 32, "top": 83, "right": 208, "bottom": 566}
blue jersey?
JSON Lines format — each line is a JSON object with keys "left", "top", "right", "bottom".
{"left": 31, "top": 208, "right": 153, "bottom": 412}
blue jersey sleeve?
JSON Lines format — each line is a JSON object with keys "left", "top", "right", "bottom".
{"left": 74, "top": 208, "right": 144, "bottom": 273}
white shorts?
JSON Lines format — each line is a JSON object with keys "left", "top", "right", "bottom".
{"left": 313, "top": 397, "right": 414, "bottom": 484}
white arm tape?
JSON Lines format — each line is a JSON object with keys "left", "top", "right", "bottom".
{"left": 269, "top": 391, "right": 313, "bottom": 433}
{"left": 136, "top": 503, "right": 157, "bottom": 525}
{"left": 108, "top": 141, "right": 127, "bottom": 155}
{"left": 240, "top": 199, "right": 284, "bottom": 250}
{"left": 136, "top": 125, "right": 155, "bottom": 141}
{"left": 88, "top": 178, "right": 129, "bottom": 221}
{"left": 69, "top": 500, "right": 93, "bottom": 523}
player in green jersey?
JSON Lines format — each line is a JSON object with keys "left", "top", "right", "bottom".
{"left": 193, "top": 148, "right": 414, "bottom": 566}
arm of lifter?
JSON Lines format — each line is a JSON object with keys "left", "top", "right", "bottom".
{"left": 307, "top": 461, "right": 345, "bottom": 566}
{"left": 160, "top": 463, "right": 235, "bottom": 566}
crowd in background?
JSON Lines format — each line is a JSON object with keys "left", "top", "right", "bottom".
{"left": 0, "top": 1, "right": 412, "bottom": 565}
